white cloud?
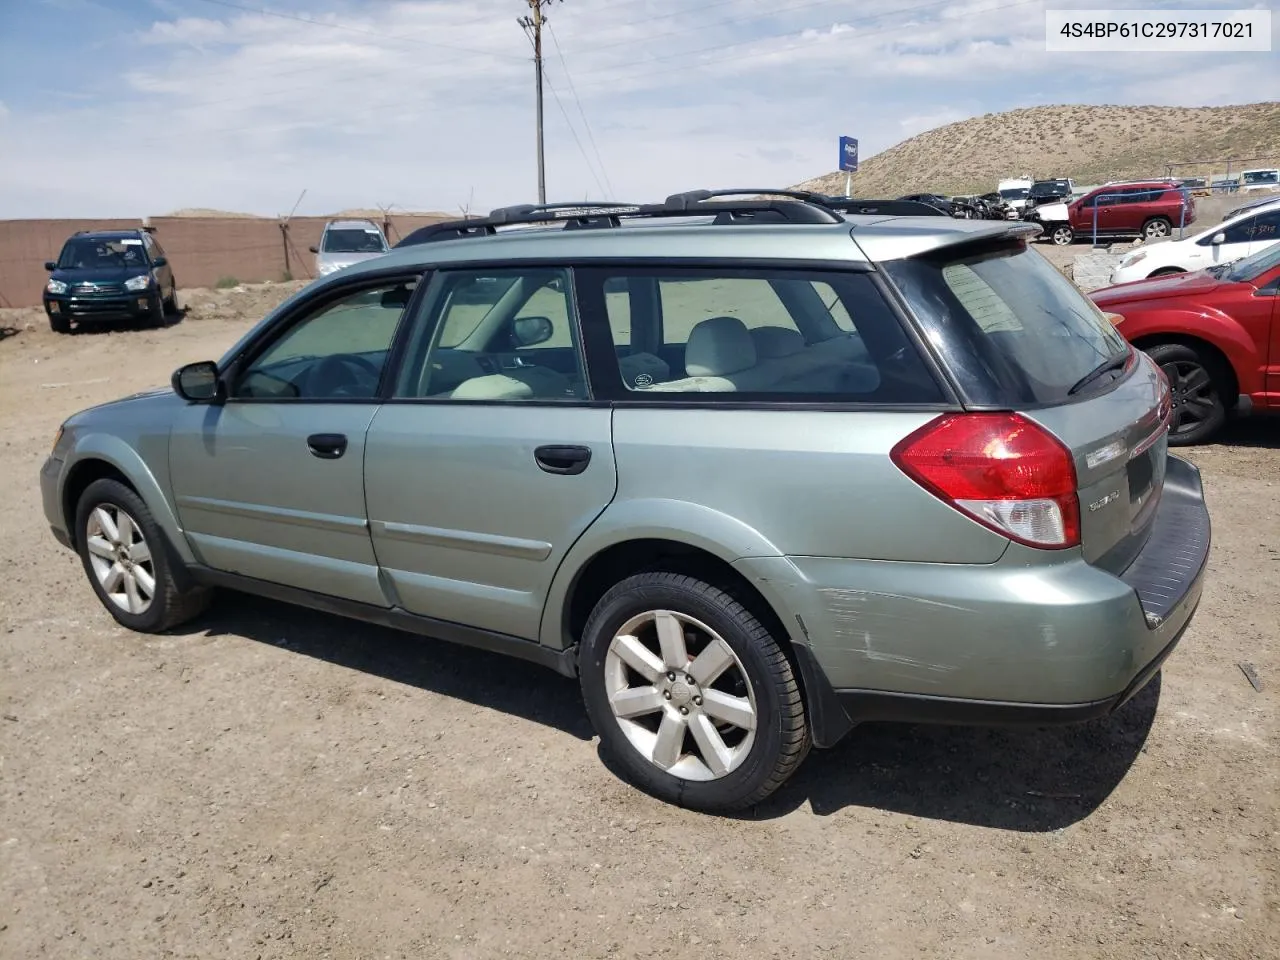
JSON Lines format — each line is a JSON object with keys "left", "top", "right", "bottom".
{"left": 0, "top": 0, "right": 1273, "bottom": 217}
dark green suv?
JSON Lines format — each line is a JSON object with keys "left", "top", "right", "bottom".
{"left": 43, "top": 229, "right": 179, "bottom": 333}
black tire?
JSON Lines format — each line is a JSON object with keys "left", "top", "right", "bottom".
{"left": 74, "top": 478, "right": 212, "bottom": 632}
{"left": 163, "top": 283, "right": 179, "bottom": 317}
{"left": 1144, "top": 342, "right": 1229, "bottom": 446}
{"left": 578, "top": 571, "right": 809, "bottom": 812}
{"left": 1142, "top": 217, "right": 1173, "bottom": 240}
{"left": 1147, "top": 267, "right": 1186, "bottom": 278}
{"left": 1049, "top": 223, "right": 1074, "bottom": 245}
{"left": 146, "top": 291, "right": 167, "bottom": 328}
{"left": 49, "top": 313, "right": 71, "bottom": 334}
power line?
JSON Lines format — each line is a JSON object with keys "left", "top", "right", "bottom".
{"left": 547, "top": 22, "right": 614, "bottom": 199}
{"left": 544, "top": 73, "right": 609, "bottom": 199}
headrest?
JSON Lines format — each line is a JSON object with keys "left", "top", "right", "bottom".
{"left": 685, "top": 316, "right": 756, "bottom": 377}
{"left": 750, "top": 326, "right": 805, "bottom": 358}
{"left": 450, "top": 374, "right": 533, "bottom": 400}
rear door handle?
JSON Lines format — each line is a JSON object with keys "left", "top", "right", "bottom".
{"left": 307, "top": 433, "right": 348, "bottom": 459}
{"left": 534, "top": 444, "right": 592, "bottom": 476}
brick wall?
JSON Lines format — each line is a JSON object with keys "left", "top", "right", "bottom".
{"left": 0, "top": 214, "right": 451, "bottom": 308}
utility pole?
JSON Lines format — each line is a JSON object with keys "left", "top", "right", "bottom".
{"left": 519, "top": 0, "right": 560, "bottom": 204}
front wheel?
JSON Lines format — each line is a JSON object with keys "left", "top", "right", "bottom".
{"left": 1144, "top": 342, "right": 1228, "bottom": 445}
{"left": 1049, "top": 223, "right": 1074, "bottom": 245}
{"left": 74, "top": 479, "right": 212, "bottom": 632}
{"left": 578, "top": 571, "right": 809, "bottom": 812}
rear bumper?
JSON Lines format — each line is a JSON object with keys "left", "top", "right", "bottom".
{"left": 735, "top": 454, "right": 1211, "bottom": 747}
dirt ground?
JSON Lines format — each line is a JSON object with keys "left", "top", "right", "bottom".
{"left": 0, "top": 265, "right": 1276, "bottom": 960}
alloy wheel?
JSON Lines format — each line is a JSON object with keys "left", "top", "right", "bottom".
{"left": 85, "top": 503, "right": 156, "bottom": 614}
{"left": 604, "top": 609, "right": 758, "bottom": 781}
{"left": 1161, "top": 360, "right": 1217, "bottom": 436}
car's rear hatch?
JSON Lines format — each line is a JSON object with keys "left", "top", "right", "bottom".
{"left": 881, "top": 235, "right": 1171, "bottom": 572}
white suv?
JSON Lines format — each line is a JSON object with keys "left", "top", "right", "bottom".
{"left": 1109, "top": 198, "right": 1280, "bottom": 284}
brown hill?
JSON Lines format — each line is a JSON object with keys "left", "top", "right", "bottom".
{"left": 792, "top": 102, "right": 1280, "bottom": 198}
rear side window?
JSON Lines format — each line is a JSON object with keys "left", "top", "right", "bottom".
{"left": 582, "top": 267, "right": 945, "bottom": 403}
{"left": 882, "top": 241, "right": 1130, "bottom": 405}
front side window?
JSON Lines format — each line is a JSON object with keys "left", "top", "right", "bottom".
{"left": 395, "top": 267, "right": 587, "bottom": 402}
{"left": 1219, "top": 214, "right": 1259, "bottom": 245}
{"left": 589, "top": 267, "right": 944, "bottom": 402}
{"left": 883, "top": 241, "right": 1130, "bottom": 405}
{"left": 234, "top": 280, "right": 416, "bottom": 400}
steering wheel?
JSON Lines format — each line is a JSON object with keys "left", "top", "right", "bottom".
{"left": 304, "top": 353, "right": 382, "bottom": 398}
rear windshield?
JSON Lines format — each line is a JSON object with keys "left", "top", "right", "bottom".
{"left": 882, "top": 241, "right": 1130, "bottom": 405}
{"left": 321, "top": 227, "right": 387, "bottom": 253}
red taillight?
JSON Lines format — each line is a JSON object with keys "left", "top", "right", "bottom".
{"left": 890, "top": 412, "right": 1081, "bottom": 549}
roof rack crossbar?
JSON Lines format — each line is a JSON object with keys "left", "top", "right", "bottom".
{"left": 661, "top": 188, "right": 836, "bottom": 210}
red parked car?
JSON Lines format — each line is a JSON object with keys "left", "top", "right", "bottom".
{"left": 1089, "top": 240, "right": 1280, "bottom": 444}
{"left": 1034, "top": 180, "right": 1196, "bottom": 246}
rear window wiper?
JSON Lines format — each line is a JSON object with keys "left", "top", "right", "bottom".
{"left": 1068, "top": 353, "right": 1129, "bottom": 395}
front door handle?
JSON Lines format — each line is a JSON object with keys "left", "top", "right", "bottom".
{"left": 534, "top": 444, "right": 591, "bottom": 476}
{"left": 307, "top": 433, "right": 348, "bottom": 459}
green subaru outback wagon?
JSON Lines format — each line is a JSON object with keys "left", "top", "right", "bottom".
{"left": 40, "top": 191, "right": 1211, "bottom": 812}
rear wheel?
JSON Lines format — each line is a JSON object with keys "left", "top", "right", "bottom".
{"left": 578, "top": 571, "right": 809, "bottom": 812}
{"left": 1144, "top": 342, "right": 1228, "bottom": 445}
{"left": 74, "top": 479, "right": 212, "bottom": 632}
{"left": 1143, "top": 217, "right": 1173, "bottom": 240}
{"left": 1049, "top": 223, "right": 1074, "bottom": 245}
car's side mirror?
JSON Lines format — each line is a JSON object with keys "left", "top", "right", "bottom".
{"left": 309, "top": 245, "right": 319, "bottom": 254}
{"left": 172, "top": 360, "right": 224, "bottom": 403}
{"left": 44, "top": 261, "right": 56, "bottom": 271}
{"left": 1211, "top": 232, "right": 1226, "bottom": 245}
{"left": 152, "top": 256, "right": 167, "bottom": 267}
{"left": 512, "top": 315, "right": 555, "bottom": 348}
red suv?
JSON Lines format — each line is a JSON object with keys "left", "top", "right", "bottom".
{"left": 1044, "top": 181, "right": 1196, "bottom": 246}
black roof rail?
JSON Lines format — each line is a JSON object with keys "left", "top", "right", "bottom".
{"left": 395, "top": 219, "right": 497, "bottom": 247}
{"left": 487, "top": 201, "right": 644, "bottom": 224}
{"left": 661, "top": 188, "right": 835, "bottom": 209}
{"left": 393, "top": 189, "right": 846, "bottom": 247}
{"left": 819, "top": 197, "right": 950, "bottom": 217}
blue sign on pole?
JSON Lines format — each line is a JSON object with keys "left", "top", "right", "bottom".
{"left": 839, "top": 136, "right": 859, "bottom": 172}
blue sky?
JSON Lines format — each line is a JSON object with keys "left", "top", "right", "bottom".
{"left": 0, "top": 0, "right": 1275, "bottom": 217}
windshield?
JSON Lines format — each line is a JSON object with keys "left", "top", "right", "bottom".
{"left": 1029, "top": 182, "right": 1067, "bottom": 198}
{"left": 56, "top": 237, "right": 147, "bottom": 270}
{"left": 321, "top": 227, "right": 387, "bottom": 254}
{"left": 999, "top": 188, "right": 1030, "bottom": 200}
{"left": 1224, "top": 237, "right": 1280, "bottom": 283}
{"left": 882, "top": 240, "right": 1130, "bottom": 405}
{"left": 1242, "top": 170, "right": 1279, "bottom": 185}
